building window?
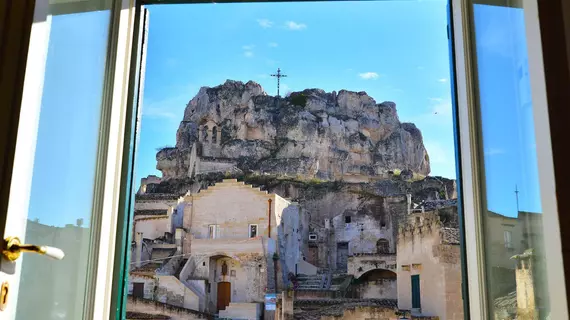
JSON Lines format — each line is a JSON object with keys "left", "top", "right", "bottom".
{"left": 504, "top": 230, "right": 512, "bottom": 249}
{"left": 345, "top": 216, "right": 351, "bottom": 224}
{"left": 133, "top": 283, "right": 144, "bottom": 299}
{"left": 249, "top": 224, "right": 258, "bottom": 238}
{"left": 377, "top": 238, "right": 390, "bottom": 254}
{"left": 209, "top": 224, "right": 220, "bottom": 239}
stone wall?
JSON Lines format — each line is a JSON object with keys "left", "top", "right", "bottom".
{"left": 397, "top": 209, "right": 463, "bottom": 320}
{"left": 184, "top": 180, "right": 280, "bottom": 240}
{"left": 332, "top": 212, "right": 393, "bottom": 256}
{"left": 129, "top": 275, "right": 157, "bottom": 300}
{"left": 156, "top": 275, "right": 201, "bottom": 311}
{"left": 126, "top": 296, "right": 212, "bottom": 320}
{"left": 318, "top": 306, "right": 397, "bottom": 320}
{"left": 301, "top": 190, "right": 408, "bottom": 272}
{"left": 347, "top": 254, "right": 397, "bottom": 279}
{"left": 196, "top": 159, "right": 237, "bottom": 175}
{"left": 351, "top": 278, "right": 397, "bottom": 300}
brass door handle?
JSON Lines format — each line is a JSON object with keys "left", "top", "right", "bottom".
{"left": 2, "top": 237, "right": 65, "bottom": 261}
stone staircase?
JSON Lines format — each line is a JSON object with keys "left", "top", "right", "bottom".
{"left": 296, "top": 274, "right": 326, "bottom": 290}
{"left": 218, "top": 302, "right": 261, "bottom": 320}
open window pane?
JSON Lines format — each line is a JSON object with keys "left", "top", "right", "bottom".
{"left": 471, "top": 2, "right": 552, "bottom": 319}
{"left": 12, "top": 1, "right": 112, "bottom": 319}
{"left": 127, "top": 1, "right": 464, "bottom": 319}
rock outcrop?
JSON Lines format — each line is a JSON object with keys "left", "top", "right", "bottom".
{"left": 157, "top": 80, "right": 430, "bottom": 181}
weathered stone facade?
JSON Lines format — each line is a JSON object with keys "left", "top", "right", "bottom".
{"left": 397, "top": 204, "right": 463, "bottom": 320}
{"left": 128, "top": 80, "right": 466, "bottom": 319}
{"left": 126, "top": 296, "right": 211, "bottom": 320}
{"left": 130, "top": 179, "right": 313, "bottom": 319}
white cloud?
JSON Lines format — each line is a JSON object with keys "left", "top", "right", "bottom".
{"left": 285, "top": 21, "right": 307, "bottom": 30}
{"left": 268, "top": 42, "right": 278, "bottom": 48}
{"left": 242, "top": 45, "right": 255, "bottom": 58}
{"left": 143, "top": 107, "right": 178, "bottom": 120}
{"left": 406, "top": 97, "right": 453, "bottom": 127}
{"left": 358, "top": 72, "right": 380, "bottom": 80}
{"left": 257, "top": 19, "right": 274, "bottom": 28}
{"left": 266, "top": 59, "right": 279, "bottom": 66}
{"left": 438, "top": 78, "right": 448, "bottom": 83}
{"left": 431, "top": 98, "right": 452, "bottom": 118}
{"left": 142, "top": 85, "right": 197, "bottom": 122}
{"left": 165, "top": 58, "right": 177, "bottom": 67}
{"left": 280, "top": 84, "right": 291, "bottom": 95}
{"left": 424, "top": 141, "right": 452, "bottom": 165}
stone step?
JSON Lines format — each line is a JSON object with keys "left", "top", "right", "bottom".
{"left": 224, "top": 303, "right": 259, "bottom": 310}
{"left": 218, "top": 302, "right": 261, "bottom": 320}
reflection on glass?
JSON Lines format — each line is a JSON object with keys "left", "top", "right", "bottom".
{"left": 472, "top": 3, "right": 550, "bottom": 320}
{"left": 15, "top": 5, "right": 111, "bottom": 320}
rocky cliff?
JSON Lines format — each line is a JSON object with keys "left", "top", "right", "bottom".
{"left": 156, "top": 80, "right": 430, "bottom": 181}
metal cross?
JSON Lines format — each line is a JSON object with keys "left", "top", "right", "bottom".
{"left": 270, "top": 68, "right": 287, "bottom": 97}
{"left": 515, "top": 184, "right": 520, "bottom": 214}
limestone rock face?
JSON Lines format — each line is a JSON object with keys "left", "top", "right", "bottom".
{"left": 159, "top": 80, "right": 430, "bottom": 180}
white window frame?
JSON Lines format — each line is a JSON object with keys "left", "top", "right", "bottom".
{"left": 0, "top": 0, "right": 137, "bottom": 319}
{"left": 209, "top": 224, "right": 220, "bottom": 239}
{"left": 452, "top": 0, "right": 568, "bottom": 318}
{"left": 503, "top": 230, "right": 513, "bottom": 249}
{"left": 248, "top": 224, "right": 258, "bottom": 238}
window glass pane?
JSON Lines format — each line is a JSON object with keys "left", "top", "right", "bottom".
{"left": 471, "top": 3, "right": 551, "bottom": 319}
{"left": 15, "top": 3, "right": 111, "bottom": 319}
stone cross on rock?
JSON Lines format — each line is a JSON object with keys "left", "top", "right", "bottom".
{"left": 270, "top": 68, "right": 287, "bottom": 97}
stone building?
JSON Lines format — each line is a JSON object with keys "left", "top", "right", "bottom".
{"left": 397, "top": 201, "right": 464, "bottom": 320}
{"left": 17, "top": 220, "right": 90, "bottom": 319}
{"left": 128, "top": 178, "right": 315, "bottom": 319}
{"left": 487, "top": 211, "right": 548, "bottom": 320}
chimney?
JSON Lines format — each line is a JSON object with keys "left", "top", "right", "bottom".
{"left": 175, "top": 228, "right": 183, "bottom": 252}
{"left": 135, "top": 232, "right": 143, "bottom": 268}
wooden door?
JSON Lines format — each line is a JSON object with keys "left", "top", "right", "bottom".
{"left": 133, "top": 283, "right": 144, "bottom": 299}
{"left": 411, "top": 275, "right": 421, "bottom": 309}
{"left": 217, "top": 281, "right": 231, "bottom": 311}
{"left": 307, "top": 245, "right": 319, "bottom": 266}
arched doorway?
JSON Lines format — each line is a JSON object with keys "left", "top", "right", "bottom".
{"left": 217, "top": 281, "right": 231, "bottom": 311}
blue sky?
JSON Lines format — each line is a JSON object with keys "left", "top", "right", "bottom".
{"left": 27, "top": 11, "right": 110, "bottom": 227}
{"left": 26, "top": 0, "right": 543, "bottom": 227}
{"left": 473, "top": 4, "right": 542, "bottom": 216}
